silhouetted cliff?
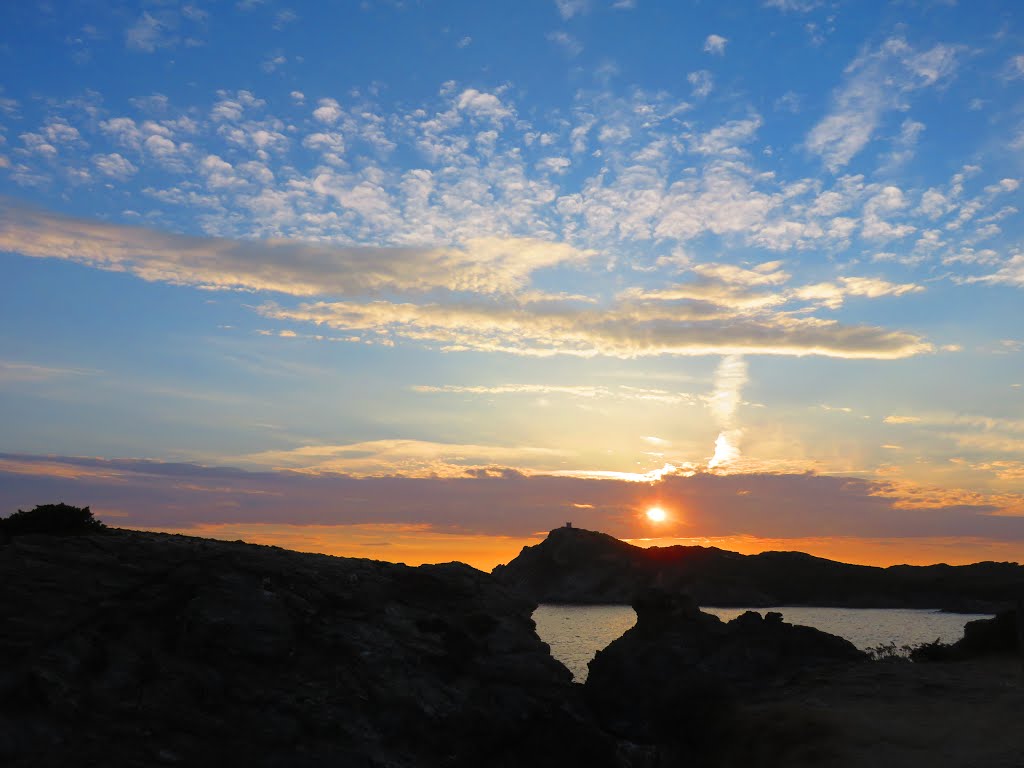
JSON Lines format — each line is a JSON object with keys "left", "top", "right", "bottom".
{"left": 0, "top": 528, "right": 617, "bottom": 767}
{"left": 492, "top": 526, "right": 1024, "bottom": 611}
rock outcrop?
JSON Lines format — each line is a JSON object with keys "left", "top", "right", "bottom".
{"left": 911, "top": 609, "right": 1022, "bottom": 662}
{"left": 0, "top": 529, "right": 618, "bottom": 768}
{"left": 584, "top": 589, "right": 866, "bottom": 761}
{"left": 494, "top": 525, "right": 1024, "bottom": 611}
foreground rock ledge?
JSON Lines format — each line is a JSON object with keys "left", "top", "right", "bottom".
{"left": 585, "top": 589, "right": 866, "bottom": 762}
{"left": 0, "top": 529, "right": 617, "bottom": 768}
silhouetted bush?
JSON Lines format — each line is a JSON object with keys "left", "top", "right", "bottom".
{"left": 0, "top": 503, "right": 106, "bottom": 536}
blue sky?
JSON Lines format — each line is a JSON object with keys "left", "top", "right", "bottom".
{"left": 1, "top": 0, "right": 1023, "bottom": 567}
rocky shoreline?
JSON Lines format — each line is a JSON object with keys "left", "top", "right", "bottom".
{"left": 1, "top": 514, "right": 1021, "bottom": 767}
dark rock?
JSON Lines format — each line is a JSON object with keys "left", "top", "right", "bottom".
{"left": 584, "top": 588, "right": 866, "bottom": 756}
{"left": 912, "top": 609, "right": 1020, "bottom": 662}
{"left": 494, "top": 525, "right": 1024, "bottom": 611}
{"left": 0, "top": 529, "right": 619, "bottom": 767}
{"left": 959, "top": 610, "right": 1019, "bottom": 656}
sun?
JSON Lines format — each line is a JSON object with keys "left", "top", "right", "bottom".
{"left": 645, "top": 506, "right": 668, "bottom": 523}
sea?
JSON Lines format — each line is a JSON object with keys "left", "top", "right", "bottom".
{"left": 532, "top": 604, "right": 992, "bottom": 682}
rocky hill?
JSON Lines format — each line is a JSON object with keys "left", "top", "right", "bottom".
{"left": 492, "top": 525, "right": 1024, "bottom": 611}
{"left": 0, "top": 528, "right": 618, "bottom": 768}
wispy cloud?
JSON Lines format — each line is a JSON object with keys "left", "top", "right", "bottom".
{"left": 763, "top": 0, "right": 821, "bottom": 11}
{"left": 414, "top": 383, "right": 695, "bottom": 404}
{"left": 807, "top": 38, "right": 960, "bottom": 172}
{"left": 547, "top": 31, "right": 583, "bottom": 57}
{"left": 0, "top": 361, "right": 97, "bottom": 383}
{"left": 554, "top": 0, "right": 589, "bottom": 20}
{"left": 706, "top": 355, "right": 748, "bottom": 469}
{"left": 259, "top": 298, "right": 932, "bottom": 359}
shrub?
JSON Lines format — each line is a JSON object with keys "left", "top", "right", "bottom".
{"left": 0, "top": 503, "right": 107, "bottom": 536}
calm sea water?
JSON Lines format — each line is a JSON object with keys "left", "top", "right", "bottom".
{"left": 532, "top": 604, "right": 991, "bottom": 682}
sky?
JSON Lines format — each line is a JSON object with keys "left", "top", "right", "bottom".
{"left": 1, "top": 0, "right": 1023, "bottom": 570}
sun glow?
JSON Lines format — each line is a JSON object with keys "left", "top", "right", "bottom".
{"left": 645, "top": 506, "right": 668, "bottom": 523}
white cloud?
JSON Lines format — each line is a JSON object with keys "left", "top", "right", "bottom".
{"left": 126, "top": 13, "right": 167, "bottom": 52}
{"left": 100, "top": 117, "right": 144, "bottom": 150}
{"left": 688, "top": 70, "right": 714, "bottom": 98}
{"left": 313, "top": 98, "right": 343, "bottom": 125}
{"left": 806, "top": 38, "right": 959, "bottom": 172}
{"left": 691, "top": 116, "right": 762, "bottom": 155}
{"left": 703, "top": 34, "right": 728, "bottom": 55}
{"left": 693, "top": 260, "right": 789, "bottom": 286}
{"left": 795, "top": 277, "right": 924, "bottom": 309}
{"left": 554, "top": 0, "right": 589, "bottom": 20}
{"left": 964, "top": 253, "right": 1024, "bottom": 288}
{"left": 547, "top": 31, "right": 583, "bottom": 57}
{"left": 93, "top": 153, "right": 138, "bottom": 180}
{"left": 456, "top": 89, "right": 512, "bottom": 121}
{"left": 763, "top": 0, "right": 821, "bottom": 10}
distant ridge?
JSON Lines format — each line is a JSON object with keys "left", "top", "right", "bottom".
{"left": 492, "top": 526, "right": 1024, "bottom": 612}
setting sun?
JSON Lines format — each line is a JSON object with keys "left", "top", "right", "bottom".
{"left": 645, "top": 506, "right": 668, "bottom": 523}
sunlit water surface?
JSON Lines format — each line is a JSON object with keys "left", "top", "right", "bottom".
{"left": 532, "top": 604, "right": 991, "bottom": 682}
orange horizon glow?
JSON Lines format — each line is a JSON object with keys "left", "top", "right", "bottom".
{"left": 132, "top": 523, "right": 1024, "bottom": 571}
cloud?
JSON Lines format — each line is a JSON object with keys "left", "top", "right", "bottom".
{"left": 0, "top": 200, "right": 596, "bottom": 297}
{"left": 885, "top": 415, "right": 922, "bottom": 424}
{"left": 456, "top": 89, "right": 513, "bottom": 121}
{"left": 125, "top": 12, "right": 168, "bottom": 52}
{"left": 9, "top": 74, "right": 1006, "bottom": 275}
{"left": 693, "top": 260, "right": 788, "bottom": 286}
{"left": 92, "top": 153, "right": 138, "bottom": 180}
{"left": 0, "top": 200, "right": 935, "bottom": 361}
{"left": 763, "top": 0, "right": 821, "bottom": 10}
{"left": 547, "top": 31, "right": 583, "bottom": 57}
{"left": 806, "top": 38, "right": 959, "bottom": 172}
{"left": 706, "top": 355, "right": 748, "bottom": 469}
{"left": 691, "top": 116, "right": 762, "bottom": 155}
{"left": 794, "top": 276, "right": 924, "bottom": 309}
{"left": 2, "top": 454, "right": 1023, "bottom": 549}
{"left": 241, "top": 439, "right": 569, "bottom": 477}
{"left": 312, "top": 98, "right": 343, "bottom": 125}
{"left": 259, "top": 297, "right": 933, "bottom": 360}
{"left": 0, "top": 361, "right": 97, "bottom": 383}
{"left": 703, "top": 34, "right": 728, "bottom": 55}
{"left": 964, "top": 253, "right": 1024, "bottom": 288}
{"left": 688, "top": 70, "right": 714, "bottom": 98}
{"left": 554, "top": 0, "right": 589, "bottom": 20}
{"left": 414, "top": 383, "right": 695, "bottom": 405}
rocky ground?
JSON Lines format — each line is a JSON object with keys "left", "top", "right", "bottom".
{"left": 1, "top": 516, "right": 1021, "bottom": 767}
{"left": 725, "top": 658, "right": 1024, "bottom": 767}
{"left": 0, "top": 528, "right": 616, "bottom": 767}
